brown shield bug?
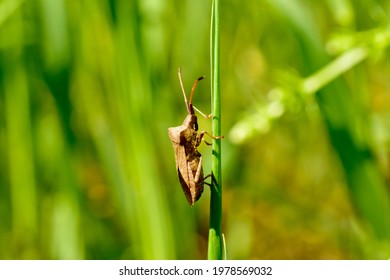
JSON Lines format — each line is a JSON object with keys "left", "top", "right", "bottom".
{"left": 168, "top": 67, "right": 223, "bottom": 206}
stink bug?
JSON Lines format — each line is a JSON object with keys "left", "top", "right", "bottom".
{"left": 168, "top": 67, "right": 223, "bottom": 205}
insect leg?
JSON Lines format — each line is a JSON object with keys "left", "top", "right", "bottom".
{"left": 196, "top": 131, "right": 207, "bottom": 146}
{"left": 193, "top": 106, "right": 212, "bottom": 119}
{"left": 202, "top": 173, "right": 219, "bottom": 187}
{"left": 201, "top": 130, "right": 224, "bottom": 140}
{"left": 197, "top": 130, "right": 224, "bottom": 146}
{"left": 203, "top": 174, "right": 212, "bottom": 186}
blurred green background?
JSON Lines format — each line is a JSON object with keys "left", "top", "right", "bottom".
{"left": 1, "top": 0, "right": 390, "bottom": 259}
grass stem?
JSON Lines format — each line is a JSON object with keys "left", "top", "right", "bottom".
{"left": 208, "top": 0, "right": 224, "bottom": 260}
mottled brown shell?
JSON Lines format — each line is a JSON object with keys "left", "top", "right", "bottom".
{"left": 168, "top": 114, "right": 204, "bottom": 205}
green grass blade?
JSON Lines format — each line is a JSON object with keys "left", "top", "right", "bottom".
{"left": 208, "top": 0, "right": 224, "bottom": 260}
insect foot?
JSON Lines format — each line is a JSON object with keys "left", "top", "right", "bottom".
{"left": 168, "top": 68, "right": 223, "bottom": 206}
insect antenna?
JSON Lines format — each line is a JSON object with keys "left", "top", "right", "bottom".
{"left": 178, "top": 67, "right": 191, "bottom": 114}
{"left": 189, "top": 76, "right": 205, "bottom": 115}
{"left": 178, "top": 67, "right": 205, "bottom": 115}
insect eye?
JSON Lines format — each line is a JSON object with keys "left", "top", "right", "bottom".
{"left": 194, "top": 122, "right": 198, "bottom": 131}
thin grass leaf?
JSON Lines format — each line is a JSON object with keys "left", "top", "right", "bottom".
{"left": 208, "top": 0, "right": 224, "bottom": 260}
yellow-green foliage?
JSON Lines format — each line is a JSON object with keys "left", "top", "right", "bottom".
{"left": 1, "top": 0, "right": 390, "bottom": 259}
